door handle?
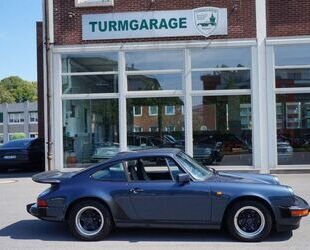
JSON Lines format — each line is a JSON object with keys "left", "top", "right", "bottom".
{"left": 130, "top": 188, "right": 144, "bottom": 194}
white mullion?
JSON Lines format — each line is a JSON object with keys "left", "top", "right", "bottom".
{"left": 191, "top": 89, "right": 251, "bottom": 96}
{"left": 126, "top": 69, "right": 182, "bottom": 75}
{"left": 191, "top": 67, "right": 250, "bottom": 72}
{"left": 126, "top": 90, "right": 183, "bottom": 98}
{"left": 61, "top": 71, "right": 118, "bottom": 76}
{"left": 62, "top": 93, "right": 119, "bottom": 100}
{"left": 184, "top": 49, "right": 193, "bottom": 157}
{"left": 275, "top": 65, "right": 310, "bottom": 70}
{"left": 119, "top": 50, "right": 127, "bottom": 152}
{"left": 53, "top": 53, "right": 63, "bottom": 170}
{"left": 266, "top": 46, "right": 278, "bottom": 169}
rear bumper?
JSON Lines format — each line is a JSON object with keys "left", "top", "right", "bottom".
{"left": 277, "top": 195, "right": 310, "bottom": 232}
{"left": 27, "top": 202, "right": 65, "bottom": 222}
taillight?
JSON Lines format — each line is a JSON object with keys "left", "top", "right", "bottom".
{"left": 37, "top": 199, "right": 48, "bottom": 207}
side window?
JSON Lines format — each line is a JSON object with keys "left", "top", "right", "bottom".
{"left": 91, "top": 163, "right": 127, "bottom": 182}
{"left": 125, "top": 157, "right": 173, "bottom": 182}
{"left": 166, "top": 157, "right": 185, "bottom": 180}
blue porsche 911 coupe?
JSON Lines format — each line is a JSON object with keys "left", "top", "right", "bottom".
{"left": 27, "top": 149, "right": 309, "bottom": 242}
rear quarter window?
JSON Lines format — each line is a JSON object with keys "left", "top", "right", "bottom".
{"left": 91, "top": 163, "right": 127, "bottom": 182}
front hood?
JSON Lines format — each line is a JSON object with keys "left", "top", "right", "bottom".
{"left": 214, "top": 172, "right": 279, "bottom": 185}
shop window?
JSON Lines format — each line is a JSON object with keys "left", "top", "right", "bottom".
{"left": 276, "top": 69, "right": 310, "bottom": 88}
{"left": 275, "top": 45, "right": 310, "bottom": 166}
{"left": 275, "top": 45, "right": 310, "bottom": 66}
{"left": 192, "top": 71, "right": 251, "bottom": 90}
{"left": 128, "top": 74, "right": 182, "bottom": 91}
{"left": 127, "top": 97, "right": 184, "bottom": 151}
{"left": 276, "top": 94, "right": 310, "bottom": 165}
{"left": 62, "top": 75, "right": 118, "bottom": 94}
{"left": 126, "top": 50, "right": 183, "bottom": 71}
{"left": 63, "top": 99, "right": 119, "bottom": 168}
{"left": 192, "top": 96, "right": 252, "bottom": 166}
{"left": 62, "top": 53, "right": 118, "bottom": 73}
{"left": 191, "top": 47, "right": 251, "bottom": 69}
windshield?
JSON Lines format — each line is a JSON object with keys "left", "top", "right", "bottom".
{"left": 176, "top": 152, "right": 213, "bottom": 181}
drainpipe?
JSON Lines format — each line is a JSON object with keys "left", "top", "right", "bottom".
{"left": 43, "top": 0, "right": 54, "bottom": 171}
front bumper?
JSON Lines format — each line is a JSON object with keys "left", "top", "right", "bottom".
{"left": 27, "top": 202, "right": 65, "bottom": 222}
{"left": 277, "top": 195, "right": 310, "bottom": 232}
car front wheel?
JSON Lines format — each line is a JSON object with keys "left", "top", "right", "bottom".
{"left": 68, "top": 200, "right": 113, "bottom": 241}
{"left": 227, "top": 200, "right": 273, "bottom": 242}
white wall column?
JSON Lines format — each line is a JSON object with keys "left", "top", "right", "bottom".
{"left": 184, "top": 49, "right": 193, "bottom": 156}
{"left": 254, "top": 0, "right": 269, "bottom": 173}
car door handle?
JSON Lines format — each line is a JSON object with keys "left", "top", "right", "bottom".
{"left": 130, "top": 188, "right": 144, "bottom": 194}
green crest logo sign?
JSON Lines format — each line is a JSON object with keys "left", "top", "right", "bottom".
{"left": 193, "top": 7, "right": 219, "bottom": 37}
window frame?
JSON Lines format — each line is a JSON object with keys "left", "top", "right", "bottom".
{"left": 133, "top": 106, "right": 142, "bottom": 117}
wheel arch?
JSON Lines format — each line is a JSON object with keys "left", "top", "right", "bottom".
{"left": 221, "top": 195, "right": 276, "bottom": 228}
{"left": 64, "top": 197, "right": 114, "bottom": 223}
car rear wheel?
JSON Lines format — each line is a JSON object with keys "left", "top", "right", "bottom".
{"left": 227, "top": 200, "right": 273, "bottom": 242}
{"left": 68, "top": 200, "right": 113, "bottom": 241}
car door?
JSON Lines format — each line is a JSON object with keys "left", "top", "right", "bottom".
{"left": 127, "top": 156, "right": 212, "bottom": 223}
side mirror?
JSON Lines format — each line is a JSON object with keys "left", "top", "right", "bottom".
{"left": 176, "top": 173, "right": 190, "bottom": 185}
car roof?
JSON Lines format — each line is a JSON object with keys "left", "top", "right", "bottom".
{"left": 109, "top": 148, "right": 182, "bottom": 162}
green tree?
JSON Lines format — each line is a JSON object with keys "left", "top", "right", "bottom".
{"left": 0, "top": 76, "right": 37, "bottom": 103}
{"left": 0, "top": 85, "right": 15, "bottom": 103}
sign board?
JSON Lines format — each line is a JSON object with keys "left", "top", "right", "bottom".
{"left": 82, "top": 7, "right": 227, "bottom": 40}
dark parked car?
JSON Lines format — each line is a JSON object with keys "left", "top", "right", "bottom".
{"left": 0, "top": 138, "right": 44, "bottom": 172}
{"left": 27, "top": 149, "right": 309, "bottom": 242}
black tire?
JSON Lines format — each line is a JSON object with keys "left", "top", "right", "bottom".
{"left": 68, "top": 200, "right": 113, "bottom": 241}
{"left": 226, "top": 200, "right": 273, "bottom": 242}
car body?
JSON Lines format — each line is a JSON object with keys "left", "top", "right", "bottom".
{"left": 27, "top": 149, "right": 309, "bottom": 242}
{"left": 0, "top": 138, "right": 44, "bottom": 172}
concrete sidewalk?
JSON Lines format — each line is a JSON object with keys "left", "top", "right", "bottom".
{"left": 0, "top": 172, "right": 309, "bottom": 250}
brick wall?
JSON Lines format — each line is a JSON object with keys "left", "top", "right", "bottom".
{"left": 267, "top": 0, "right": 310, "bottom": 37}
{"left": 53, "top": 0, "right": 256, "bottom": 45}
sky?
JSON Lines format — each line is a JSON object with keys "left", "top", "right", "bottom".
{"left": 0, "top": 1, "right": 42, "bottom": 82}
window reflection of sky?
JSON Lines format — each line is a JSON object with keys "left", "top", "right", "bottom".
{"left": 275, "top": 45, "right": 310, "bottom": 66}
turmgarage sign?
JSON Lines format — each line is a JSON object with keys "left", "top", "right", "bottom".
{"left": 82, "top": 7, "right": 227, "bottom": 40}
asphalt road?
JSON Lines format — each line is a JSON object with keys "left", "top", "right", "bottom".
{"left": 0, "top": 172, "right": 309, "bottom": 250}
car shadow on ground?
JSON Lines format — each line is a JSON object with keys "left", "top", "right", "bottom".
{"left": 0, "top": 220, "right": 292, "bottom": 243}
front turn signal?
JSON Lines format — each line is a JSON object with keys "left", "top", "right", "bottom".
{"left": 291, "top": 209, "right": 309, "bottom": 217}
